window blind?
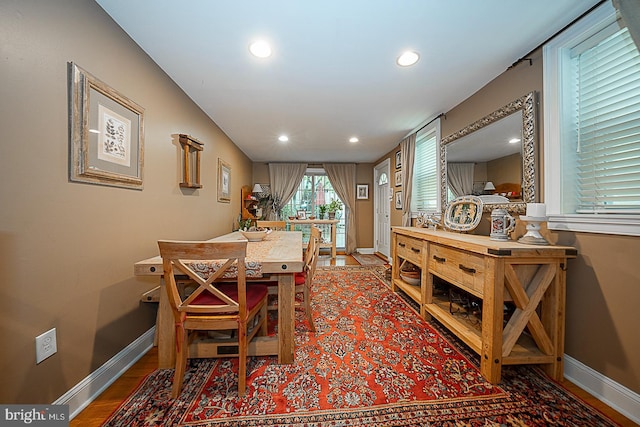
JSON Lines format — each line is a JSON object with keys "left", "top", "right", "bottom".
{"left": 575, "top": 27, "right": 640, "bottom": 213}
{"left": 412, "top": 131, "right": 438, "bottom": 211}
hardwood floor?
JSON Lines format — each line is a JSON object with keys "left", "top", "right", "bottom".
{"left": 71, "top": 255, "right": 637, "bottom": 426}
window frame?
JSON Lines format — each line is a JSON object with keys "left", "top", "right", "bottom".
{"left": 543, "top": 1, "right": 640, "bottom": 236}
{"left": 410, "top": 119, "right": 441, "bottom": 216}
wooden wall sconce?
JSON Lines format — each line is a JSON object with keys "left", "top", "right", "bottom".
{"left": 179, "top": 134, "right": 203, "bottom": 188}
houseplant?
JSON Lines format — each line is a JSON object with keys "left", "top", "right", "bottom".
{"left": 318, "top": 204, "right": 328, "bottom": 219}
{"left": 326, "top": 199, "right": 343, "bottom": 219}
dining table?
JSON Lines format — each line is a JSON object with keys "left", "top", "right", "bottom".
{"left": 134, "top": 230, "right": 303, "bottom": 369}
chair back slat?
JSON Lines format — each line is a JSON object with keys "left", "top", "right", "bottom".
{"left": 256, "top": 220, "right": 287, "bottom": 230}
{"left": 158, "top": 240, "right": 247, "bottom": 316}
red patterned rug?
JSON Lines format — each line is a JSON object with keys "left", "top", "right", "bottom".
{"left": 103, "top": 266, "right": 619, "bottom": 426}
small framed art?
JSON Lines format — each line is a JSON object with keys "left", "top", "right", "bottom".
{"left": 395, "top": 170, "right": 402, "bottom": 186}
{"left": 217, "top": 158, "right": 231, "bottom": 203}
{"left": 395, "top": 191, "right": 403, "bottom": 209}
{"left": 356, "top": 184, "right": 369, "bottom": 199}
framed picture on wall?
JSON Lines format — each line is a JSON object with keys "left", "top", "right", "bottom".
{"left": 395, "top": 191, "right": 403, "bottom": 209}
{"left": 395, "top": 170, "right": 402, "bottom": 186}
{"left": 395, "top": 150, "right": 402, "bottom": 169}
{"left": 68, "top": 62, "right": 145, "bottom": 190}
{"left": 217, "top": 158, "right": 231, "bottom": 203}
{"left": 356, "top": 184, "right": 369, "bottom": 199}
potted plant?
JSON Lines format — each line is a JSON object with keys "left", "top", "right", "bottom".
{"left": 318, "top": 204, "right": 328, "bottom": 219}
{"left": 326, "top": 199, "right": 343, "bottom": 219}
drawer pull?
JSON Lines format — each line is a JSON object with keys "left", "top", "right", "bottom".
{"left": 459, "top": 264, "right": 476, "bottom": 274}
{"left": 399, "top": 243, "right": 406, "bottom": 248}
{"left": 411, "top": 247, "right": 421, "bottom": 253}
{"left": 433, "top": 255, "right": 446, "bottom": 263}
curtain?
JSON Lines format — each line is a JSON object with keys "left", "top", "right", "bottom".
{"left": 323, "top": 163, "right": 357, "bottom": 254}
{"left": 447, "top": 163, "right": 474, "bottom": 197}
{"left": 613, "top": 0, "right": 640, "bottom": 50}
{"left": 400, "top": 134, "right": 416, "bottom": 226}
{"left": 268, "top": 163, "right": 308, "bottom": 220}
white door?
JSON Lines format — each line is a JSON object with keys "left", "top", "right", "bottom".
{"left": 374, "top": 159, "right": 391, "bottom": 260}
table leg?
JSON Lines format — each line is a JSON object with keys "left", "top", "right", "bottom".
{"left": 156, "top": 277, "right": 175, "bottom": 369}
{"left": 278, "top": 273, "right": 295, "bottom": 363}
{"left": 331, "top": 223, "right": 337, "bottom": 259}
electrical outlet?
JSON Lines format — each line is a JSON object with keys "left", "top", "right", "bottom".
{"left": 35, "top": 328, "right": 57, "bottom": 364}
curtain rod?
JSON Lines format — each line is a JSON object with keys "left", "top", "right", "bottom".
{"left": 508, "top": 0, "right": 606, "bottom": 69}
{"left": 414, "top": 113, "right": 446, "bottom": 135}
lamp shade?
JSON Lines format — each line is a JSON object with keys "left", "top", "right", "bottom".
{"left": 252, "top": 184, "right": 263, "bottom": 193}
{"left": 484, "top": 181, "right": 496, "bottom": 191}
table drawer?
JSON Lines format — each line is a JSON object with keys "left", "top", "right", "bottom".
{"left": 429, "top": 244, "right": 485, "bottom": 297}
{"left": 396, "top": 234, "right": 425, "bottom": 264}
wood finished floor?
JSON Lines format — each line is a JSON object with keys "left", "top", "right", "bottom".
{"left": 70, "top": 255, "right": 637, "bottom": 427}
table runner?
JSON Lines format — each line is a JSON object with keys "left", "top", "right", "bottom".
{"left": 186, "top": 234, "right": 280, "bottom": 279}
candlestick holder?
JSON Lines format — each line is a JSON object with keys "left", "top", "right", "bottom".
{"left": 518, "top": 216, "right": 549, "bottom": 245}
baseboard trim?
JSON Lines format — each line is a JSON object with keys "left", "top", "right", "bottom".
{"left": 356, "top": 247, "right": 375, "bottom": 254}
{"left": 54, "top": 327, "right": 155, "bottom": 419}
{"left": 564, "top": 354, "right": 640, "bottom": 424}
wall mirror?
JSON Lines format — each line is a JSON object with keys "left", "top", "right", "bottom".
{"left": 440, "top": 91, "right": 536, "bottom": 214}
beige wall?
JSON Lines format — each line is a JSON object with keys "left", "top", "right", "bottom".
{"left": 0, "top": 0, "right": 253, "bottom": 403}
{"left": 396, "top": 47, "right": 640, "bottom": 393}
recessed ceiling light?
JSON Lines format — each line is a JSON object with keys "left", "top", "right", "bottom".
{"left": 349, "top": 137, "right": 359, "bottom": 143}
{"left": 278, "top": 135, "right": 289, "bottom": 142}
{"left": 397, "top": 50, "right": 419, "bottom": 67}
{"left": 249, "top": 40, "right": 272, "bottom": 58}
{"left": 509, "top": 138, "right": 521, "bottom": 144}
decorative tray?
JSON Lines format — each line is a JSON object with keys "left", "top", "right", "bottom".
{"left": 443, "top": 195, "right": 483, "bottom": 232}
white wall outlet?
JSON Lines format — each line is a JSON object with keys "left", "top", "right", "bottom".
{"left": 35, "top": 328, "right": 57, "bottom": 364}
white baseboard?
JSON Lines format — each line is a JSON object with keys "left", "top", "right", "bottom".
{"left": 54, "top": 327, "right": 155, "bottom": 419}
{"left": 564, "top": 354, "right": 640, "bottom": 424}
{"left": 356, "top": 247, "right": 375, "bottom": 254}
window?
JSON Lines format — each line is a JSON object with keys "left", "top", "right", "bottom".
{"left": 411, "top": 121, "right": 440, "bottom": 213}
{"left": 282, "top": 168, "right": 346, "bottom": 248}
{"left": 543, "top": 2, "right": 640, "bottom": 236}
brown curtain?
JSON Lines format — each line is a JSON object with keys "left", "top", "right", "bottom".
{"left": 323, "top": 163, "right": 357, "bottom": 254}
{"left": 268, "top": 163, "right": 308, "bottom": 220}
{"left": 400, "top": 134, "right": 416, "bottom": 227}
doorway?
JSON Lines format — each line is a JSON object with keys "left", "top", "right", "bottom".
{"left": 374, "top": 159, "right": 391, "bottom": 261}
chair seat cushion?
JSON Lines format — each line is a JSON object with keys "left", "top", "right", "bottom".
{"left": 261, "top": 273, "right": 305, "bottom": 288}
{"left": 191, "top": 283, "right": 268, "bottom": 311}
{"left": 294, "top": 271, "right": 306, "bottom": 285}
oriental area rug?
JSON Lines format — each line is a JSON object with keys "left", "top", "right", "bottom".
{"left": 103, "top": 266, "right": 619, "bottom": 426}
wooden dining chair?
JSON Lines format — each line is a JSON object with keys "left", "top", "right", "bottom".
{"left": 256, "top": 220, "right": 287, "bottom": 230}
{"left": 157, "top": 239, "right": 268, "bottom": 398}
{"left": 263, "top": 226, "right": 321, "bottom": 332}
{"left": 297, "top": 226, "right": 322, "bottom": 332}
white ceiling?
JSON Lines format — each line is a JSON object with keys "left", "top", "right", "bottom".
{"left": 95, "top": 0, "right": 600, "bottom": 163}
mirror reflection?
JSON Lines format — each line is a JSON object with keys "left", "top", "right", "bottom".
{"left": 446, "top": 111, "right": 523, "bottom": 201}
{"left": 440, "top": 92, "right": 536, "bottom": 214}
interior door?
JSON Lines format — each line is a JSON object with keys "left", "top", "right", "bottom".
{"left": 374, "top": 159, "right": 391, "bottom": 260}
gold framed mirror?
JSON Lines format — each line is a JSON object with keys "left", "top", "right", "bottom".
{"left": 440, "top": 91, "right": 536, "bottom": 214}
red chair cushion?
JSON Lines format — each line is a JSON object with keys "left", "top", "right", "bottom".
{"left": 294, "top": 271, "right": 306, "bottom": 285}
{"left": 191, "top": 283, "right": 268, "bottom": 311}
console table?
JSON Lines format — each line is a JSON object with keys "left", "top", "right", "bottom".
{"left": 391, "top": 226, "right": 577, "bottom": 384}
{"left": 287, "top": 219, "right": 339, "bottom": 259}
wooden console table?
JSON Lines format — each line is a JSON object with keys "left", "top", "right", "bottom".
{"left": 391, "top": 226, "right": 577, "bottom": 384}
{"left": 287, "top": 219, "right": 339, "bottom": 259}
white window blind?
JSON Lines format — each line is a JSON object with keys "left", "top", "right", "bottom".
{"left": 573, "top": 27, "right": 640, "bottom": 213}
{"left": 411, "top": 130, "right": 438, "bottom": 211}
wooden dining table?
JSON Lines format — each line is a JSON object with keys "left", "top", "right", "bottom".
{"left": 134, "top": 230, "right": 303, "bottom": 369}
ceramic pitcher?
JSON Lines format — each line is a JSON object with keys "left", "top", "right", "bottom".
{"left": 490, "top": 208, "right": 516, "bottom": 241}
